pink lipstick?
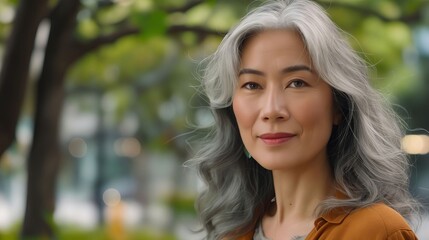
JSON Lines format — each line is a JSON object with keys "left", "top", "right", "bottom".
{"left": 259, "top": 132, "right": 296, "bottom": 145}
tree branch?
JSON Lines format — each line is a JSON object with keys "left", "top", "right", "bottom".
{"left": 166, "top": 0, "right": 204, "bottom": 13}
{"left": 71, "top": 24, "right": 225, "bottom": 62}
{"left": 69, "top": 27, "right": 139, "bottom": 63}
{"left": 316, "top": 0, "right": 425, "bottom": 24}
{"left": 167, "top": 25, "right": 226, "bottom": 37}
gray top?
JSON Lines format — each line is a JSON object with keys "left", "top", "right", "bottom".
{"left": 253, "top": 222, "right": 307, "bottom": 240}
{"left": 253, "top": 222, "right": 270, "bottom": 240}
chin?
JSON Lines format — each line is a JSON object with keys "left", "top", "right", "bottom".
{"left": 253, "top": 157, "right": 301, "bottom": 171}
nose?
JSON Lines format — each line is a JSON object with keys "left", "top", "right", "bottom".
{"left": 260, "top": 87, "right": 289, "bottom": 121}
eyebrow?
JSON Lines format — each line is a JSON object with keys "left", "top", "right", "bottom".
{"left": 238, "top": 65, "right": 313, "bottom": 76}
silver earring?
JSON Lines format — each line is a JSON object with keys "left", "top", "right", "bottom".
{"left": 244, "top": 148, "right": 252, "bottom": 159}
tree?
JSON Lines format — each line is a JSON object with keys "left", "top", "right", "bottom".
{"left": 0, "top": 0, "right": 231, "bottom": 238}
{"left": 0, "top": 0, "right": 49, "bottom": 158}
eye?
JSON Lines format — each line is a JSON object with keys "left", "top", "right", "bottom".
{"left": 288, "top": 79, "right": 307, "bottom": 88}
{"left": 242, "top": 82, "right": 262, "bottom": 90}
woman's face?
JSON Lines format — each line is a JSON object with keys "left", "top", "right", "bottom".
{"left": 232, "top": 30, "right": 340, "bottom": 171}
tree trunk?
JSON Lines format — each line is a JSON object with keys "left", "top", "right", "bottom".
{"left": 0, "top": 0, "right": 48, "bottom": 157}
{"left": 21, "top": 0, "right": 80, "bottom": 237}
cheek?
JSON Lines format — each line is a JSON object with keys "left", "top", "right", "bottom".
{"left": 232, "top": 97, "right": 253, "bottom": 129}
{"left": 294, "top": 95, "right": 335, "bottom": 130}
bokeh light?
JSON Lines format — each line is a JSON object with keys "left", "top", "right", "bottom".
{"left": 68, "top": 137, "right": 88, "bottom": 158}
{"left": 103, "top": 188, "right": 121, "bottom": 207}
{"left": 402, "top": 135, "right": 429, "bottom": 155}
{"left": 114, "top": 137, "right": 141, "bottom": 158}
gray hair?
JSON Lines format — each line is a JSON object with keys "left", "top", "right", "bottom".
{"left": 187, "top": 0, "right": 421, "bottom": 239}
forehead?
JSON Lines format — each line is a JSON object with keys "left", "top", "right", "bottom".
{"left": 241, "top": 29, "right": 310, "bottom": 62}
{"left": 240, "top": 29, "right": 311, "bottom": 66}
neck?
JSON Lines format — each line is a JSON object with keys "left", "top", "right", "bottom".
{"left": 270, "top": 157, "right": 335, "bottom": 223}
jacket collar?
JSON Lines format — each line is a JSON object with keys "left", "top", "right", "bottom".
{"left": 319, "top": 206, "right": 352, "bottom": 224}
{"left": 315, "top": 190, "right": 353, "bottom": 229}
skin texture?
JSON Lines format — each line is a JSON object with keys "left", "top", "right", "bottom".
{"left": 232, "top": 30, "right": 341, "bottom": 239}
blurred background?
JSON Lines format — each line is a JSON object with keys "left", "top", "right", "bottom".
{"left": 0, "top": 0, "right": 428, "bottom": 239}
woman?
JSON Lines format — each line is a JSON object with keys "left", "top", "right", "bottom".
{"left": 187, "top": 0, "right": 421, "bottom": 239}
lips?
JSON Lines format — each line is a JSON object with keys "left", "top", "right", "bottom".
{"left": 259, "top": 132, "right": 296, "bottom": 145}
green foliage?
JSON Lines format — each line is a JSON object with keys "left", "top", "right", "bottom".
{"left": 77, "top": 18, "right": 99, "bottom": 39}
{"left": 132, "top": 10, "right": 168, "bottom": 39}
{"left": 0, "top": 224, "right": 18, "bottom": 240}
{"left": 3, "top": 0, "right": 18, "bottom": 5}
{"left": 391, "top": 0, "right": 424, "bottom": 15}
{"left": 166, "top": 194, "right": 196, "bottom": 215}
{"left": 324, "top": 0, "right": 421, "bottom": 97}
{"left": 57, "top": 228, "right": 106, "bottom": 240}
{"left": 0, "top": 226, "right": 176, "bottom": 240}
{"left": 68, "top": 36, "right": 168, "bottom": 87}
{"left": 151, "top": 0, "right": 187, "bottom": 8}
{"left": 205, "top": 0, "right": 217, "bottom": 7}
{"left": 97, "top": 4, "right": 131, "bottom": 25}
{"left": 0, "top": 1, "right": 14, "bottom": 40}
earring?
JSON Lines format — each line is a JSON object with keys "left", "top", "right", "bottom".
{"left": 244, "top": 148, "right": 252, "bottom": 159}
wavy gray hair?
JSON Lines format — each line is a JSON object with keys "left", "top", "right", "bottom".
{"left": 187, "top": 0, "right": 421, "bottom": 239}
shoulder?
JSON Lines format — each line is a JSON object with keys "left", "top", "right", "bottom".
{"left": 310, "top": 203, "right": 418, "bottom": 239}
{"left": 348, "top": 203, "right": 410, "bottom": 229}
{"left": 343, "top": 203, "right": 416, "bottom": 239}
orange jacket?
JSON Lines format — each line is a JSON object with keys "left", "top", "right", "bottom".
{"left": 237, "top": 203, "right": 417, "bottom": 240}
